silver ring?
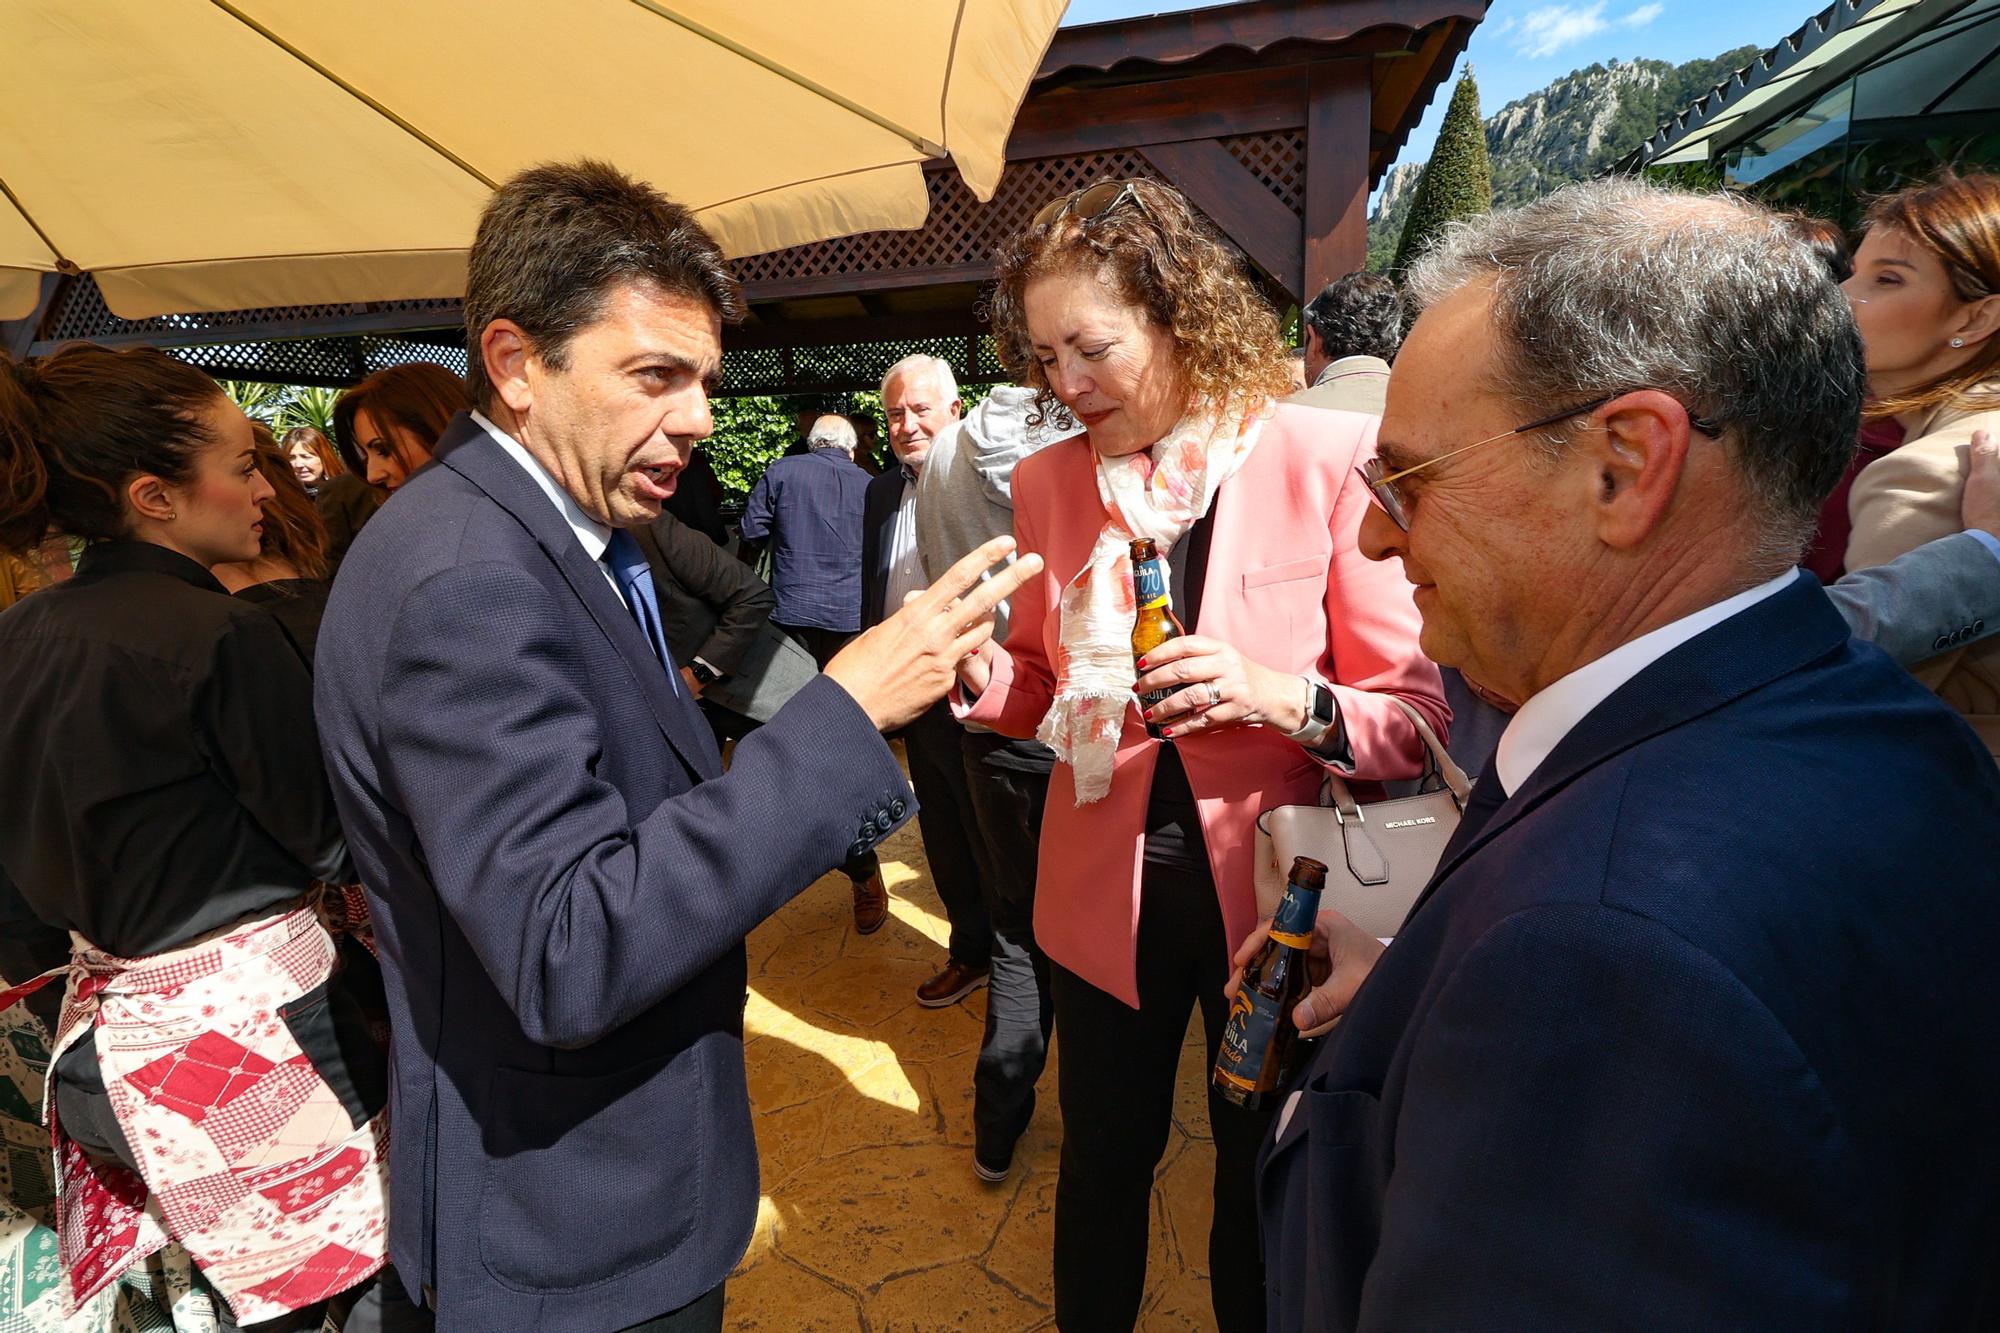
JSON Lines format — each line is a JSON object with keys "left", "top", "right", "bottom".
{"left": 1205, "top": 681, "right": 1223, "bottom": 708}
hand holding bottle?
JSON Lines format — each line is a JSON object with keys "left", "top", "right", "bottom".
{"left": 1225, "top": 904, "right": 1385, "bottom": 1039}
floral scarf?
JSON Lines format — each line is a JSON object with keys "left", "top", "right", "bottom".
{"left": 1038, "top": 400, "right": 1267, "bottom": 803}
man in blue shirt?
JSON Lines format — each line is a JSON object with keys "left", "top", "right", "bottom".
{"left": 741, "top": 415, "right": 870, "bottom": 665}
{"left": 740, "top": 414, "right": 888, "bottom": 929}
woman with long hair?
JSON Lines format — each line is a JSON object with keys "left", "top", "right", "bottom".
{"left": 1844, "top": 172, "right": 2000, "bottom": 763}
{"left": 958, "top": 178, "right": 1444, "bottom": 1330}
{"left": 334, "top": 363, "right": 471, "bottom": 493}
{"left": 280, "top": 425, "right": 342, "bottom": 499}
{"left": 214, "top": 424, "right": 334, "bottom": 662}
{"left": 0, "top": 345, "right": 414, "bottom": 1330}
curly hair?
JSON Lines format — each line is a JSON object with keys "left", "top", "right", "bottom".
{"left": 989, "top": 178, "right": 1293, "bottom": 425}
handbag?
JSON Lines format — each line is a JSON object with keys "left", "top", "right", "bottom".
{"left": 1252, "top": 697, "right": 1470, "bottom": 940}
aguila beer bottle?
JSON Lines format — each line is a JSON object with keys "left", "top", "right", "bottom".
{"left": 1214, "top": 856, "right": 1328, "bottom": 1109}
{"left": 1129, "top": 538, "right": 1186, "bottom": 740}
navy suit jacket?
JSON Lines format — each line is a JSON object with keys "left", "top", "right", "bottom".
{"left": 314, "top": 414, "right": 914, "bottom": 1331}
{"left": 859, "top": 466, "right": 908, "bottom": 631}
{"left": 1260, "top": 574, "right": 2000, "bottom": 1330}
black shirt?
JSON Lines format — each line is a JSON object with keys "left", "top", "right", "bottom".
{"left": 234, "top": 576, "right": 331, "bottom": 667}
{"left": 0, "top": 540, "right": 351, "bottom": 958}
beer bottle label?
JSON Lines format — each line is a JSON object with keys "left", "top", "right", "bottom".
{"left": 1268, "top": 881, "right": 1321, "bottom": 950}
{"left": 1134, "top": 558, "right": 1169, "bottom": 611}
{"left": 1216, "top": 986, "right": 1285, "bottom": 1092}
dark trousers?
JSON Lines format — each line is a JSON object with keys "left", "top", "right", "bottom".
{"left": 775, "top": 622, "right": 878, "bottom": 883}
{"left": 960, "top": 731, "right": 1053, "bottom": 1163}
{"left": 1050, "top": 850, "right": 1273, "bottom": 1333}
{"left": 903, "top": 704, "right": 991, "bottom": 967}
{"left": 619, "top": 1281, "right": 726, "bottom": 1331}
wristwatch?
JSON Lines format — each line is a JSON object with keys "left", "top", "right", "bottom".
{"left": 688, "top": 658, "right": 723, "bottom": 687}
{"left": 1281, "top": 675, "right": 1338, "bottom": 748}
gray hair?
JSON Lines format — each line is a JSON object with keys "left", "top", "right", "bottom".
{"left": 1404, "top": 177, "right": 1863, "bottom": 570}
{"left": 880, "top": 353, "right": 958, "bottom": 404}
{"left": 807, "top": 413, "right": 858, "bottom": 454}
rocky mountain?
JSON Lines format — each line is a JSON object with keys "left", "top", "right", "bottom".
{"left": 1367, "top": 46, "right": 1761, "bottom": 271}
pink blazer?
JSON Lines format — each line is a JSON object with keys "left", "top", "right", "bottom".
{"left": 960, "top": 404, "right": 1447, "bottom": 1006}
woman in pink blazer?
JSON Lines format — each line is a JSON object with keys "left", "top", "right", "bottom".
{"left": 958, "top": 180, "right": 1446, "bottom": 1332}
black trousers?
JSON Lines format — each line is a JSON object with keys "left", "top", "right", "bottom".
{"left": 1050, "top": 842, "right": 1273, "bottom": 1333}
{"left": 902, "top": 704, "right": 992, "bottom": 967}
{"left": 774, "top": 622, "right": 878, "bottom": 883}
{"left": 619, "top": 1281, "right": 726, "bottom": 1331}
{"left": 960, "top": 731, "right": 1054, "bottom": 1163}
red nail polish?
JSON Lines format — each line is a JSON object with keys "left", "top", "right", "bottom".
{"left": 1136, "top": 657, "right": 1147, "bottom": 669}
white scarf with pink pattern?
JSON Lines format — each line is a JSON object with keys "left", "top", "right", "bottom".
{"left": 1038, "top": 401, "right": 1267, "bottom": 803}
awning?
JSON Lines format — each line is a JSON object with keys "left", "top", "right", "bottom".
{"left": 0, "top": 0, "right": 1066, "bottom": 320}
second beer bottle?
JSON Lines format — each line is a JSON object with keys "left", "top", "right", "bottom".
{"left": 1213, "top": 855, "right": 1328, "bottom": 1109}
{"left": 1130, "top": 537, "right": 1186, "bottom": 740}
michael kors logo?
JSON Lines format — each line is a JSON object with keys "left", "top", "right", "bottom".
{"left": 1383, "top": 817, "right": 1437, "bottom": 829}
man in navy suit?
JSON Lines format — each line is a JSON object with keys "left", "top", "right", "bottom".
{"left": 1253, "top": 179, "right": 2000, "bottom": 1328}
{"left": 314, "top": 161, "right": 1037, "bottom": 1333}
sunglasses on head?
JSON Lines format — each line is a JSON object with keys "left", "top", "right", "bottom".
{"left": 1032, "top": 179, "right": 1153, "bottom": 231}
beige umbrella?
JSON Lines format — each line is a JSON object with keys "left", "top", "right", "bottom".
{"left": 0, "top": 0, "right": 1065, "bottom": 321}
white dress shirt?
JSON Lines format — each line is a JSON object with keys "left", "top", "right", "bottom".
{"left": 882, "top": 468, "right": 927, "bottom": 615}
{"left": 472, "top": 410, "right": 622, "bottom": 601}
{"left": 1493, "top": 568, "right": 1799, "bottom": 796}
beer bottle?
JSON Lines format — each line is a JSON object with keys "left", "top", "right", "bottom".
{"left": 1213, "top": 856, "right": 1327, "bottom": 1109}
{"left": 1130, "top": 537, "right": 1186, "bottom": 740}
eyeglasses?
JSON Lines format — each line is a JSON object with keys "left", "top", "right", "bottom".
{"left": 1032, "top": 179, "right": 1151, "bottom": 231}
{"left": 1359, "top": 396, "right": 1723, "bottom": 531}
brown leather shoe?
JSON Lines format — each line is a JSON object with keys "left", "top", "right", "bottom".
{"left": 916, "top": 959, "right": 990, "bottom": 1008}
{"left": 852, "top": 872, "right": 889, "bottom": 935}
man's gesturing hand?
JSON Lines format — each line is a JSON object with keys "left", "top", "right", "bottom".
{"left": 825, "top": 537, "right": 1043, "bottom": 732}
{"left": 1224, "top": 906, "right": 1385, "bottom": 1039}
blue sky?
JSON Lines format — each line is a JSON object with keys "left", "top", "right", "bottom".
{"left": 1059, "top": 0, "right": 1825, "bottom": 192}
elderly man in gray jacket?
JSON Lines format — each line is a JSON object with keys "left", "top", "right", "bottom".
{"left": 914, "top": 379, "right": 1078, "bottom": 1184}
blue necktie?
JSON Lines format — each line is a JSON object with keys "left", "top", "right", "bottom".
{"left": 601, "top": 529, "right": 682, "bottom": 696}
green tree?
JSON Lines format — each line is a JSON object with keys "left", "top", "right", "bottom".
{"left": 220, "top": 380, "right": 288, "bottom": 427}
{"left": 1393, "top": 68, "right": 1493, "bottom": 277}
{"left": 275, "top": 386, "right": 341, "bottom": 439}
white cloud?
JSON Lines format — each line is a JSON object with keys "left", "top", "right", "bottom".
{"left": 1510, "top": 2, "right": 1664, "bottom": 58}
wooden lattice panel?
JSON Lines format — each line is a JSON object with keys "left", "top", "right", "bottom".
{"left": 1224, "top": 131, "right": 1307, "bottom": 215}
{"left": 40, "top": 275, "right": 460, "bottom": 345}
{"left": 732, "top": 150, "right": 1163, "bottom": 286}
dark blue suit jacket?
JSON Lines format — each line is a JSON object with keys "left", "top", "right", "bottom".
{"left": 859, "top": 466, "right": 908, "bottom": 632}
{"left": 314, "top": 415, "right": 914, "bottom": 1331}
{"left": 1260, "top": 574, "right": 2000, "bottom": 1330}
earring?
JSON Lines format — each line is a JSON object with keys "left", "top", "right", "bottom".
{"left": 1952, "top": 337, "right": 1966, "bottom": 348}
{"left": 164, "top": 511, "right": 176, "bottom": 521}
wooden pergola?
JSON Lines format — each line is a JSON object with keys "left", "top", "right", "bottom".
{"left": 2, "top": 0, "right": 1484, "bottom": 396}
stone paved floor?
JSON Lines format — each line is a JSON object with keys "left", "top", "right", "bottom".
{"left": 725, "top": 803, "right": 1221, "bottom": 1332}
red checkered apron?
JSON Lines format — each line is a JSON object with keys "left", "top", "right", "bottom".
{"left": 0, "top": 904, "right": 391, "bottom": 1323}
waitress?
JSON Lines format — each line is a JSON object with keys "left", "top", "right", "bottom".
{"left": 0, "top": 345, "right": 417, "bottom": 1331}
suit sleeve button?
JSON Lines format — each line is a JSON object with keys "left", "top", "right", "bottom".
{"left": 1936, "top": 634, "right": 1953, "bottom": 651}
{"left": 890, "top": 800, "right": 908, "bottom": 818}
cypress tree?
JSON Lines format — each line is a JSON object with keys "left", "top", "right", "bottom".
{"left": 1392, "top": 67, "right": 1494, "bottom": 277}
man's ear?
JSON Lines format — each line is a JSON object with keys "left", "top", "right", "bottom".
{"left": 947, "top": 399, "right": 964, "bottom": 422}
{"left": 482, "top": 320, "right": 535, "bottom": 415}
{"left": 1302, "top": 326, "right": 1324, "bottom": 360}
{"left": 1585, "top": 389, "right": 1692, "bottom": 550}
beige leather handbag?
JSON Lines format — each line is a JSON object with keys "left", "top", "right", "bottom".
{"left": 1252, "top": 697, "right": 1469, "bottom": 939}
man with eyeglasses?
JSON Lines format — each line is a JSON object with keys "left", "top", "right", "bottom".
{"left": 1255, "top": 178, "right": 2000, "bottom": 1329}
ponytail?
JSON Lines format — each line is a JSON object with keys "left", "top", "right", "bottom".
{"left": 0, "top": 345, "right": 224, "bottom": 553}
{"left": 0, "top": 358, "right": 54, "bottom": 554}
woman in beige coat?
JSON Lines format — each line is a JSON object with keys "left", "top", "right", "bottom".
{"left": 1846, "top": 174, "right": 2000, "bottom": 762}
